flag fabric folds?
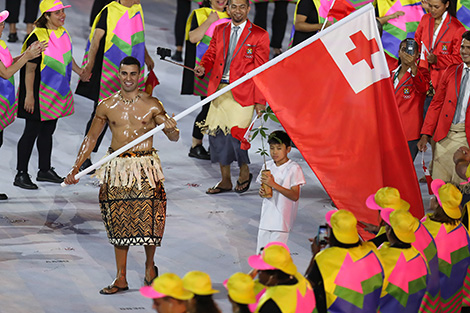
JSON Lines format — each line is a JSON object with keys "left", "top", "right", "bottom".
{"left": 252, "top": 4, "right": 424, "bottom": 238}
{"left": 327, "top": 0, "right": 356, "bottom": 21}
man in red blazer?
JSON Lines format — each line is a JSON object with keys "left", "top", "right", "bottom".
{"left": 195, "top": 0, "right": 270, "bottom": 194}
{"left": 417, "top": 31, "right": 470, "bottom": 183}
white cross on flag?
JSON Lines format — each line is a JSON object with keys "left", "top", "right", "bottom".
{"left": 252, "top": 4, "right": 424, "bottom": 236}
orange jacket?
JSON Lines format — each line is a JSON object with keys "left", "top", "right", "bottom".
{"left": 200, "top": 20, "right": 270, "bottom": 107}
{"left": 415, "top": 13, "right": 465, "bottom": 89}
{"left": 421, "top": 63, "right": 470, "bottom": 142}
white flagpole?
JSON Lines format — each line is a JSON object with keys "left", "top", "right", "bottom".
{"left": 63, "top": 4, "right": 374, "bottom": 187}
{"left": 321, "top": 0, "right": 337, "bottom": 31}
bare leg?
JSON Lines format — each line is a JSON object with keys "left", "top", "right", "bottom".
{"left": 26, "top": 23, "right": 34, "bottom": 35}
{"left": 192, "top": 137, "right": 203, "bottom": 148}
{"left": 9, "top": 23, "right": 17, "bottom": 34}
{"left": 144, "top": 245, "right": 157, "bottom": 284}
{"left": 113, "top": 245, "right": 129, "bottom": 286}
{"left": 219, "top": 164, "right": 233, "bottom": 189}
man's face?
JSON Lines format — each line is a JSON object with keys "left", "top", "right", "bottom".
{"left": 227, "top": 0, "right": 250, "bottom": 25}
{"left": 118, "top": 64, "right": 140, "bottom": 93}
{"left": 461, "top": 38, "right": 470, "bottom": 66}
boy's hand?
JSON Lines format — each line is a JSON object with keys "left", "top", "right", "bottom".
{"left": 259, "top": 186, "right": 266, "bottom": 198}
{"left": 261, "top": 171, "right": 275, "bottom": 187}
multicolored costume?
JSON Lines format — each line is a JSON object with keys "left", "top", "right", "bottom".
{"left": 314, "top": 242, "right": 384, "bottom": 312}
{"left": 378, "top": 242, "right": 429, "bottom": 312}
{"left": 0, "top": 39, "right": 16, "bottom": 131}
{"left": 78, "top": 1, "right": 146, "bottom": 102}
{"left": 182, "top": 8, "right": 230, "bottom": 96}
{"left": 18, "top": 27, "right": 74, "bottom": 121}
{"left": 422, "top": 214, "right": 470, "bottom": 312}
{"left": 94, "top": 149, "right": 166, "bottom": 246}
{"left": 255, "top": 272, "right": 316, "bottom": 313}
{"left": 412, "top": 222, "right": 440, "bottom": 313}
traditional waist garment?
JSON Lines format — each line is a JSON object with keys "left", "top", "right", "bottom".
{"left": 422, "top": 215, "right": 470, "bottom": 312}
{"left": 315, "top": 243, "right": 384, "bottom": 312}
{"left": 255, "top": 272, "right": 316, "bottom": 313}
{"left": 378, "top": 243, "right": 429, "bottom": 313}
{"left": 0, "top": 39, "right": 16, "bottom": 131}
{"left": 185, "top": 8, "right": 230, "bottom": 96}
{"left": 83, "top": 2, "right": 145, "bottom": 102}
{"left": 95, "top": 149, "right": 166, "bottom": 246}
{"left": 22, "top": 27, "right": 74, "bottom": 121}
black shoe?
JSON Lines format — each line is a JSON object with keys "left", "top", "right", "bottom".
{"left": 37, "top": 168, "right": 64, "bottom": 183}
{"left": 0, "top": 193, "right": 8, "bottom": 200}
{"left": 7, "top": 33, "right": 18, "bottom": 43}
{"left": 188, "top": 145, "right": 210, "bottom": 160}
{"left": 14, "top": 172, "right": 38, "bottom": 189}
{"left": 171, "top": 51, "right": 183, "bottom": 62}
{"left": 79, "top": 158, "right": 95, "bottom": 175}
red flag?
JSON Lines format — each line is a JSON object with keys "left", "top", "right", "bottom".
{"left": 145, "top": 70, "right": 160, "bottom": 95}
{"left": 327, "top": 0, "right": 355, "bottom": 21}
{"left": 252, "top": 6, "right": 423, "bottom": 239}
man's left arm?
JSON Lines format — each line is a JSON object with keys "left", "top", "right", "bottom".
{"left": 253, "top": 30, "right": 270, "bottom": 115}
{"left": 144, "top": 46, "right": 154, "bottom": 71}
{"left": 152, "top": 98, "right": 180, "bottom": 142}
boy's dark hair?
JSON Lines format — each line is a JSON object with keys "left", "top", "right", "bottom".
{"left": 119, "top": 56, "right": 141, "bottom": 70}
{"left": 268, "top": 130, "right": 291, "bottom": 147}
{"left": 463, "top": 31, "right": 470, "bottom": 42}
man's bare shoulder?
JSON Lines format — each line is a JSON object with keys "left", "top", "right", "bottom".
{"left": 140, "top": 92, "right": 166, "bottom": 114}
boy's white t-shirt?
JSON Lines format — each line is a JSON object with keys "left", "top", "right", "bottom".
{"left": 256, "top": 159, "right": 306, "bottom": 232}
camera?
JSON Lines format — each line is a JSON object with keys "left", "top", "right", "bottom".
{"left": 316, "top": 224, "right": 329, "bottom": 245}
{"left": 405, "top": 39, "right": 416, "bottom": 56}
{"left": 156, "top": 47, "right": 172, "bottom": 60}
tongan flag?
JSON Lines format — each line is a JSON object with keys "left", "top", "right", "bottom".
{"left": 252, "top": 4, "right": 424, "bottom": 237}
{"left": 328, "top": 0, "right": 356, "bottom": 21}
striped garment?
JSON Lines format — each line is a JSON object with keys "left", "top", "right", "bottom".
{"left": 0, "top": 39, "right": 16, "bottom": 131}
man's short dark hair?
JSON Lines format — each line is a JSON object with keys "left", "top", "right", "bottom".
{"left": 268, "top": 130, "right": 291, "bottom": 147}
{"left": 228, "top": 0, "right": 250, "bottom": 6}
{"left": 463, "top": 31, "right": 470, "bottom": 42}
{"left": 119, "top": 56, "right": 141, "bottom": 70}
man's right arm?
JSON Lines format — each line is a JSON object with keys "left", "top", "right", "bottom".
{"left": 417, "top": 66, "right": 452, "bottom": 151}
{"left": 64, "top": 102, "right": 108, "bottom": 184}
{"left": 195, "top": 24, "right": 220, "bottom": 76}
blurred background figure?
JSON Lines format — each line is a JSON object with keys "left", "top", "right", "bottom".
{"left": 182, "top": 0, "right": 229, "bottom": 160}
{"left": 173, "top": 0, "right": 203, "bottom": 62}
{"left": 225, "top": 272, "right": 257, "bottom": 313}
{"left": 253, "top": 0, "right": 291, "bottom": 57}
{"left": 89, "top": 0, "right": 113, "bottom": 27}
{"left": 4, "top": 0, "right": 40, "bottom": 43}
{"left": 182, "top": 271, "right": 221, "bottom": 313}
{"left": 141, "top": 273, "right": 194, "bottom": 313}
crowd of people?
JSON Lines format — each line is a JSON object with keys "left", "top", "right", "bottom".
{"left": 3, "top": 0, "right": 470, "bottom": 312}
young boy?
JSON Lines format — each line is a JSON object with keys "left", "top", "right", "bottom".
{"left": 256, "top": 130, "right": 306, "bottom": 253}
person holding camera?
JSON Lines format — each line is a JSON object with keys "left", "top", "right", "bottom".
{"left": 181, "top": 0, "right": 230, "bottom": 160}
{"left": 75, "top": 0, "right": 154, "bottom": 173}
{"left": 417, "top": 31, "right": 470, "bottom": 184}
{"left": 305, "top": 210, "right": 384, "bottom": 313}
{"left": 392, "top": 38, "right": 430, "bottom": 161}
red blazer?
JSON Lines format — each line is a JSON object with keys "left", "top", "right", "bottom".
{"left": 392, "top": 66, "right": 430, "bottom": 141}
{"left": 200, "top": 20, "right": 270, "bottom": 107}
{"left": 415, "top": 13, "right": 465, "bottom": 90}
{"left": 421, "top": 63, "right": 470, "bottom": 142}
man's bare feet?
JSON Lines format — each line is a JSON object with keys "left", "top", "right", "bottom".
{"left": 144, "top": 265, "right": 159, "bottom": 286}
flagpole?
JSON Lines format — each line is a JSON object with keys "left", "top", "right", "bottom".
{"left": 62, "top": 4, "right": 375, "bottom": 187}
{"left": 321, "top": 0, "right": 337, "bottom": 31}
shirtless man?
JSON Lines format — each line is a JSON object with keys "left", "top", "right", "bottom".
{"left": 65, "top": 56, "right": 179, "bottom": 294}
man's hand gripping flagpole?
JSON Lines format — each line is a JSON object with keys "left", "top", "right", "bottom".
{"left": 62, "top": 3, "right": 374, "bottom": 187}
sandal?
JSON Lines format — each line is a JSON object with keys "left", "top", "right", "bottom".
{"left": 99, "top": 284, "right": 129, "bottom": 295}
{"left": 235, "top": 173, "right": 252, "bottom": 194}
{"left": 144, "top": 265, "right": 159, "bottom": 286}
{"left": 206, "top": 185, "right": 232, "bottom": 194}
